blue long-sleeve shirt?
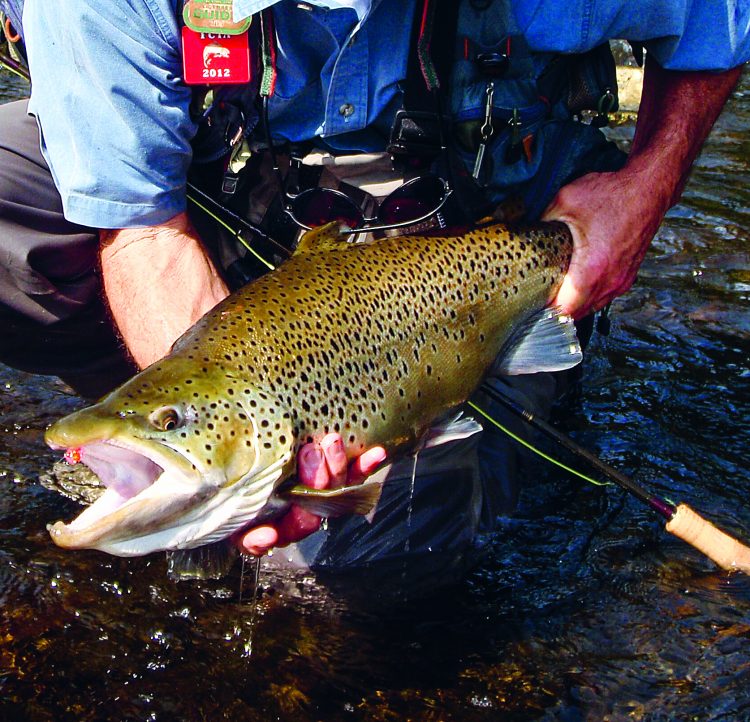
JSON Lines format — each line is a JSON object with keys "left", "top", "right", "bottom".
{"left": 14, "top": 0, "right": 750, "bottom": 228}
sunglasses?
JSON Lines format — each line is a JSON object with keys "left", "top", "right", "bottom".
{"left": 260, "top": 95, "right": 451, "bottom": 236}
{"left": 283, "top": 173, "right": 452, "bottom": 235}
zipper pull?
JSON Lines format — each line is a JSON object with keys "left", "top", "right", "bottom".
{"left": 504, "top": 108, "right": 523, "bottom": 164}
{"left": 592, "top": 88, "right": 615, "bottom": 128}
{"left": 221, "top": 123, "right": 249, "bottom": 195}
{"left": 472, "top": 81, "right": 495, "bottom": 180}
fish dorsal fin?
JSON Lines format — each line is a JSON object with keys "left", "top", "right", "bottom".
{"left": 293, "top": 221, "right": 348, "bottom": 255}
{"left": 494, "top": 307, "right": 582, "bottom": 375}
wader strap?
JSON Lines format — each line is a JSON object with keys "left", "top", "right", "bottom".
{"left": 388, "top": 0, "right": 459, "bottom": 161}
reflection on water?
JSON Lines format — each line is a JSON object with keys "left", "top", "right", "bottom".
{"left": 1, "top": 67, "right": 749, "bottom": 720}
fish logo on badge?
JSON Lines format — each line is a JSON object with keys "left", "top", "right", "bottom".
{"left": 204, "top": 43, "right": 231, "bottom": 67}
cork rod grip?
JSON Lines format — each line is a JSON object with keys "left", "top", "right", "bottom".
{"left": 665, "top": 503, "right": 750, "bottom": 573}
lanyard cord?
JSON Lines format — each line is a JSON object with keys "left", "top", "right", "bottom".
{"left": 416, "top": 0, "right": 439, "bottom": 92}
{"left": 406, "top": 0, "right": 452, "bottom": 180}
{"left": 258, "top": 8, "right": 285, "bottom": 199}
{"left": 259, "top": 8, "right": 277, "bottom": 99}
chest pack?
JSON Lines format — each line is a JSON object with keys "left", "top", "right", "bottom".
{"left": 444, "top": 0, "right": 625, "bottom": 219}
{"left": 188, "top": 0, "right": 624, "bottom": 222}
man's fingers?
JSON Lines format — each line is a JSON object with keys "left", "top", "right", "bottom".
{"left": 297, "top": 444, "right": 328, "bottom": 489}
{"left": 274, "top": 507, "right": 322, "bottom": 547}
{"left": 348, "top": 446, "right": 387, "bottom": 485}
{"left": 235, "top": 437, "right": 388, "bottom": 556}
{"left": 320, "top": 433, "right": 348, "bottom": 488}
{"left": 236, "top": 524, "right": 279, "bottom": 556}
{"left": 236, "top": 507, "right": 323, "bottom": 555}
{"left": 553, "top": 274, "right": 591, "bottom": 320}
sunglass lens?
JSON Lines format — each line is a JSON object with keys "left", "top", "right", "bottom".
{"left": 292, "top": 188, "right": 363, "bottom": 229}
{"left": 378, "top": 175, "right": 445, "bottom": 224}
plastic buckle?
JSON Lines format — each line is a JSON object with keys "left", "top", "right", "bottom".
{"left": 387, "top": 110, "right": 444, "bottom": 159}
{"left": 474, "top": 51, "right": 509, "bottom": 78}
{"left": 221, "top": 174, "right": 239, "bottom": 195}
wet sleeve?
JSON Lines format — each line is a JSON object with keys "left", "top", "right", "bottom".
{"left": 514, "top": 0, "right": 750, "bottom": 71}
{"left": 24, "top": 0, "right": 197, "bottom": 228}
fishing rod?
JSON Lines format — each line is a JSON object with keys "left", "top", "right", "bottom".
{"left": 0, "top": 49, "right": 29, "bottom": 82}
{"left": 186, "top": 181, "right": 292, "bottom": 259}
{"left": 477, "top": 382, "right": 750, "bottom": 575}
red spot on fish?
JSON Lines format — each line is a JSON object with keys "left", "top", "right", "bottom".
{"left": 64, "top": 448, "right": 82, "bottom": 465}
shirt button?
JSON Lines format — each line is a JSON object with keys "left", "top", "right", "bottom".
{"left": 339, "top": 103, "right": 355, "bottom": 117}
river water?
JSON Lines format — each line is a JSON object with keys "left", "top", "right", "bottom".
{"left": 1, "top": 66, "right": 749, "bottom": 721}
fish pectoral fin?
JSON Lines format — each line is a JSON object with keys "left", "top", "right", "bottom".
{"left": 494, "top": 306, "right": 582, "bottom": 375}
{"left": 293, "top": 221, "right": 349, "bottom": 255}
{"left": 282, "top": 477, "right": 383, "bottom": 517}
{"left": 165, "top": 539, "right": 239, "bottom": 581}
{"left": 421, "top": 410, "right": 484, "bottom": 449}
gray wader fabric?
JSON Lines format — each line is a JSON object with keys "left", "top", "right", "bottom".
{"left": 0, "top": 100, "right": 136, "bottom": 396}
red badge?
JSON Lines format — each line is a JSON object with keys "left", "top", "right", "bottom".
{"left": 182, "top": 27, "right": 251, "bottom": 85}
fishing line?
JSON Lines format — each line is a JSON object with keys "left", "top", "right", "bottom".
{"left": 479, "top": 382, "right": 750, "bottom": 575}
{"left": 186, "top": 181, "right": 292, "bottom": 258}
{"left": 0, "top": 48, "right": 29, "bottom": 82}
{"left": 186, "top": 191, "right": 277, "bottom": 271}
{"left": 0, "top": 55, "right": 28, "bottom": 81}
{"left": 467, "top": 400, "right": 609, "bottom": 488}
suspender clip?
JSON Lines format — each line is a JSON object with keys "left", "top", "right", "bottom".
{"left": 387, "top": 110, "right": 445, "bottom": 161}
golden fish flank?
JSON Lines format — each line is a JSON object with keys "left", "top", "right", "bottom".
{"left": 194, "top": 220, "right": 572, "bottom": 453}
{"left": 45, "top": 220, "right": 576, "bottom": 557}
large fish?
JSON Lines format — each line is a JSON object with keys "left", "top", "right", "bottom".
{"left": 45, "top": 220, "right": 580, "bottom": 559}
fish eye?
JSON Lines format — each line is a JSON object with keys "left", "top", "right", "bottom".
{"left": 149, "top": 406, "right": 183, "bottom": 432}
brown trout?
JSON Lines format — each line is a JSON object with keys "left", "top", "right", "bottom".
{"left": 45, "top": 220, "right": 580, "bottom": 557}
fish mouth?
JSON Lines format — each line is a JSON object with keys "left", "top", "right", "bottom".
{"left": 46, "top": 436, "right": 291, "bottom": 558}
{"left": 46, "top": 438, "right": 210, "bottom": 555}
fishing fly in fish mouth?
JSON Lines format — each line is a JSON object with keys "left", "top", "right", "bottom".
{"left": 45, "top": 219, "right": 582, "bottom": 561}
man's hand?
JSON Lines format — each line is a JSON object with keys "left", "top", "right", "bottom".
{"left": 542, "top": 166, "right": 660, "bottom": 319}
{"left": 236, "top": 433, "right": 387, "bottom": 556}
{"left": 544, "top": 58, "right": 742, "bottom": 319}
{"left": 100, "top": 212, "right": 229, "bottom": 368}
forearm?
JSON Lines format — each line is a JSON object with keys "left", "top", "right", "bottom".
{"left": 545, "top": 58, "right": 742, "bottom": 317}
{"left": 626, "top": 55, "right": 743, "bottom": 211}
{"left": 99, "top": 212, "right": 229, "bottom": 368}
